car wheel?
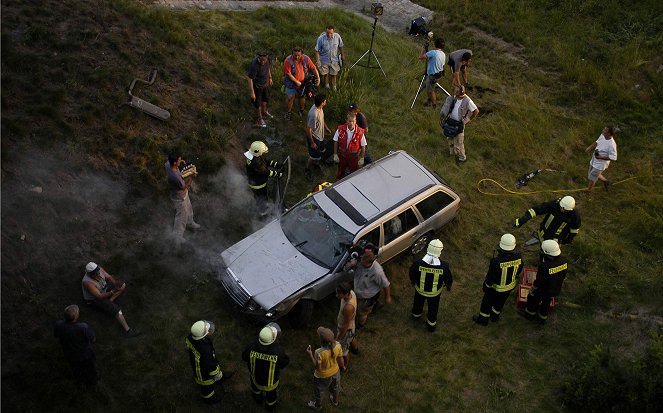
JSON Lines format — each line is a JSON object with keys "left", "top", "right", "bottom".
{"left": 411, "top": 233, "right": 432, "bottom": 256}
{"left": 288, "top": 299, "right": 314, "bottom": 329}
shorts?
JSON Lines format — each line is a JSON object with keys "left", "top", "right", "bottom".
{"left": 285, "top": 85, "right": 300, "bottom": 96}
{"left": 319, "top": 62, "right": 340, "bottom": 76}
{"left": 336, "top": 328, "right": 356, "bottom": 356}
{"left": 425, "top": 72, "right": 442, "bottom": 93}
{"left": 587, "top": 165, "right": 604, "bottom": 182}
{"left": 313, "top": 371, "right": 340, "bottom": 400}
{"left": 86, "top": 298, "right": 121, "bottom": 317}
{"left": 357, "top": 294, "right": 379, "bottom": 318}
{"left": 307, "top": 136, "right": 325, "bottom": 160}
{"left": 448, "top": 61, "right": 466, "bottom": 74}
{"left": 252, "top": 85, "right": 270, "bottom": 107}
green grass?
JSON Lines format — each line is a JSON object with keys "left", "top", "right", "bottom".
{"left": 2, "top": 0, "right": 663, "bottom": 412}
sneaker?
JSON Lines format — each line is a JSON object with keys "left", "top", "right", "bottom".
{"left": 517, "top": 309, "right": 535, "bottom": 321}
{"left": 304, "top": 168, "right": 313, "bottom": 182}
{"left": 330, "top": 394, "right": 338, "bottom": 407}
{"left": 262, "top": 111, "right": 274, "bottom": 119}
{"left": 125, "top": 328, "right": 142, "bottom": 338}
{"left": 332, "top": 85, "right": 337, "bottom": 91}
{"left": 603, "top": 180, "right": 612, "bottom": 191}
{"left": 325, "top": 83, "right": 330, "bottom": 89}
{"left": 255, "top": 118, "right": 266, "bottom": 128}
{"left": 456, "top": 158, "right": 466, "bottom": 164}
{"left": 298, "top": 109, "right": 305, "bottom": 117}
{"left": 285, "top": 112, "right": 292, "bottom": 120}
{"left": 189, "top": 222, "right": 201, "bottom": 230}
{"left": 307, "top": 400, "right": 322, "bottom": 410}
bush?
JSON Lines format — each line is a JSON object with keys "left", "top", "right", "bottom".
{"left": 561, "top": 334, "right": 663, "bottom": 413}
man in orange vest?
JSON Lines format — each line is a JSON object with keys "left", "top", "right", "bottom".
{"left": 332, "top": 113, "right": 367, "bottom": 180}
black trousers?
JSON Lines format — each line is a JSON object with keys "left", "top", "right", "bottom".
{"left": 526, "top": 288, "right": 553, "bottom": 320}
{"left": 250, "top": 379, "right": 279, "bottom": 410}
{"left": 478, "top": 288, "right": 512, "bottom": 322}
{"left": 411, "top": 291, "right": 441, "bottom": 329}
{"left": 70, "top": 358, "right": 98, "bottom": 387}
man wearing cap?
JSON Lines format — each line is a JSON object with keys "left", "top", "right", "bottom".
{"left": 344, "top": 243, "right": 391, "bottom": 353}
{"left": 185, "top": 320, "right": 233, "bottom": 404}
{"left": 247, "top": 51, "right": 274, "bottom": 128}
{"left": 242, "top": 323, "right": 290, "bottom": 411}
{"left": 81, "top": 262, "right": 140, "bottom": 338}
{"left": 514, "top": 196, "right": 581, "bottom": 246}
{"left": 54, "top": 304, "right": 98, "bottom": 389}
{"left": 165, "top": 152, "right": 200, "bottom": 241}
{"left": 409, "top": 239, "right": 453, "bottom": 332}
{"left": 335, "top": 281, "right": 357, "bottom": 367}
{"left": 472, "top": 234, "right": 523, "bottom": 326}
{"left": 519, "top": 240, "right": 569, "bottom": 325}
{"left": 332, "top": 112, "right": 367, "bottom": 180}
{"left": 306, "top": 326, "right": 345, "bottom": 409}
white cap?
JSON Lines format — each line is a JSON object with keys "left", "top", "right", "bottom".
{"left": 499, "top": 234, "right": 517, "bottom": 251}
{"left": 86, "top": 262, "right": 99, "bottom": 274}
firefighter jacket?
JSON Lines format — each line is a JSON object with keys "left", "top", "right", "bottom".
{"left": 483, "top": 249, "right": 523, "bottom": 293}
{"left": 336, "top": 123, "right": 365, "bottom": 156}
{"left": 185, "top": 335, "right": 221, "bottom": 386}
{"left": 516, "top": 198, "right": 581, "bottom": 244}
{"left": 246, "top": 156, "right": 279, "bottom": 190}
{"left": 533, "top": 255, "right": 569, "bottom": 297}
{"left": 409, "top": 258, "right": 453, "bottom": 297}
{"left": 241, "top": 339, "right": 290, "bottom": 392}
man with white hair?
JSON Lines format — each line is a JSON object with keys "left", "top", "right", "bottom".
{"left": 472, "top": 234, "right": 523, "bottom": 326}
{"left": 409, "top": 239, "right": 453, "bottom": 332}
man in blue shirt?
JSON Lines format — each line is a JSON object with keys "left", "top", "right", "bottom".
{"left": 419, "top": 38, "right": 446, "bottom": 107}
{"left": 315, "top": 25, "right": 344, "bottom": 91}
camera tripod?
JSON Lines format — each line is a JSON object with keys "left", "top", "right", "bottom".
{"left": 410, "top": 71, "right": 450, "bottom": 109}
{"left": 350, "top": 16, "right": 387, "bottom": 78}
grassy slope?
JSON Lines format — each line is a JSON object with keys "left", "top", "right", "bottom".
{"left": 1, "top": 0, "right": 662, "bottom": 412}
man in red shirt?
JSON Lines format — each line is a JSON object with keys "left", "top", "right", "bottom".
{"left": 332, "top": 113, "right": 367, "bottom": 180}
{"left": 283, "top": 47, "right": 320, "bottom": 119}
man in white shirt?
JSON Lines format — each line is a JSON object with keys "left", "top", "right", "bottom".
{"left": 332, "top": 112, "right": 367, "bottom": 180}
{"left": 439, "top": 85, "right": 479, "bottom": 163}
{"left": 585, "top": 126, "right": 618, "bottom": 191}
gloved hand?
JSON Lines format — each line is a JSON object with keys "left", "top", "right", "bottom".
{"left": 333, "top": 154, "right": 339, "bottom": 163}
{"left": 513, "top": 218, "right": 521, "bottom": 228}
{"left": 358, "top": 157, "right": 365, "bottom": 167}
{"left": 278, "top": 172, "right": 283, "bottom": 178}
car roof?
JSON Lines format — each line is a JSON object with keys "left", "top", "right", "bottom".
{"left": 313, "top": 151, "right": 445, "bottom": 233}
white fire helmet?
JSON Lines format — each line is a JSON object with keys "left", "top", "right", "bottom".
{"left": 191, "top": 320, "right": 215, "bottom": 340}
{"left": 251, "top": 141, "right": 268, "bottom": 156}
{"left": 259, "top": 323, "right": 280, "bottom": 345}
{"left": 541, "top": 239, "right": 561, "bottom": 257}
{"left": 499, "top": 233, "right": 516, "bottom": 251}
{"left": 559, "top": 196, "right": 575, "bottom": 211}
{"left": 427, "top": 239, "right": 443, "bottom": 258}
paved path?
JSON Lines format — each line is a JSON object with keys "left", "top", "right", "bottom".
{"left": 154, "top": 0, "right": 434, "bottom": 33}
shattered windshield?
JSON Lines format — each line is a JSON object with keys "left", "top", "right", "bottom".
{"left": 281, "top": 197, "right": 353, "bottom": 269}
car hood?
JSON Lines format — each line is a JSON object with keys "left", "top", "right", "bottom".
{"left": 220, "top": 219, "right": 328, "bottom": 311}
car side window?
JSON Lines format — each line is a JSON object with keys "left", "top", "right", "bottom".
{"left": 384, "top": 208, "right": 418, "bottom": 245}
{"left": 415, "top": 191, "right": 455, "bottom": 220}
{"left": 360, "top": 226, "right": 381, "bottom": 248}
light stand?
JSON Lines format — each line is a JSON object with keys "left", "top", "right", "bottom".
{"left": 410, "top": 72, "right": 450, "bottom": 109}
{"left": 350, "top": 16, "right": 387, "bottom": 78}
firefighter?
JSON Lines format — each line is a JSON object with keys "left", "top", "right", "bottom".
{"left": 244, "top": 141, "right": 281, "bottom": 216}
{"left": 472, "top": 234, "right": 523, "bottom": 326}
{"left": 518, "top": 240, "right": 569, "bottom": 325}
{"left": 242, "top": 323, "right": 290, "bottom": 411}
{"left": 185, "top": 320, "right": 233, "bottom": 404}
{"left": 409, "top": 239, "right": 453, "bottom": 332}
{"left": 513, "top": 195, "right": 581, "bottom": 246}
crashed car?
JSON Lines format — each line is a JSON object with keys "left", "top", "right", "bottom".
{"left": 219, "top": 150, "right": 461, "bottom": 326}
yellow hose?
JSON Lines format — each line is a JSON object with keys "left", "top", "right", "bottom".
{"left": 476, "top": 175, "right": 663, "bottom": 196}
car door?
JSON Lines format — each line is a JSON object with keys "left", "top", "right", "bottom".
{"left": 412, "top": 189, "right": 458, "bottom": 234}
{"left": 379, "top": 207, "right": 421, "bottom": 262}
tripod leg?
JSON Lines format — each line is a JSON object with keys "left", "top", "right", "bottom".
{"left": 435, "top": 83, "right": 451, "bottom": 97}
{"left": 371, "top": 51, "right": 387, "bottom": 78}
{"left": 411, "top": 75, "right": 427, "bottom": 109}
{"left": 350, "top": 50, "right": 371, "bottom": 70}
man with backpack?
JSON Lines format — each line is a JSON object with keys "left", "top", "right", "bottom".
{"left": 283, "top": 47, "right": 320, "bottom": 120}
{"left": 439, "top": 84, "right": 479, "bottom": 164}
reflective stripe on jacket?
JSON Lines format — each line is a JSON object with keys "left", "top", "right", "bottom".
{"left": 336, "top": 124, "right": 364, "bottom": 156}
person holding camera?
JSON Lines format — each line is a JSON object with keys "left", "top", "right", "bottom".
{"left": 419, "top": 38, "right": 446, "bottom": 108}
{"left": 315, "top": 25, "right": 344, "bottom": 91}
{"left": 585, "top": 126, "right": 618, "bottom": 191}
{"left": 440, "top": 84, "right": 479, "bottom": 163}
{"left": 283, "top": 47, "right": 320, "bottom": 120}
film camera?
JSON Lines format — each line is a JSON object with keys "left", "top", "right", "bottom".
{"left": 409, "top": 16, "right": 431, "bottom": 37}
{"left": 371, "top": 2, "right": 384, "bottom": 16}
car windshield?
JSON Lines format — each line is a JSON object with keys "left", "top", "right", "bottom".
{"left": 281, "top": 197, "right": 354, "bottom": 269}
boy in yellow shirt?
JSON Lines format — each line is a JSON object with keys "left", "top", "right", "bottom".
{"left": 306, "top": 326, "right": 346, "bottom": 409}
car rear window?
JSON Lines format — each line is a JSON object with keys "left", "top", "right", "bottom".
{"left": 415, "top": 191, "right": 455, "bottom": 220}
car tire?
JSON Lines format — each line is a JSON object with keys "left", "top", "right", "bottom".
{"left": 411, "top": 232, "right": 432, "bottom": 256}
{"left": 288, "top": 299, "right": 314, "bottom": 329}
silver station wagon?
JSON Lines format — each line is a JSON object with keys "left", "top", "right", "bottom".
{"left": 219, "top": 150, "right": 461, "bottom": 326}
